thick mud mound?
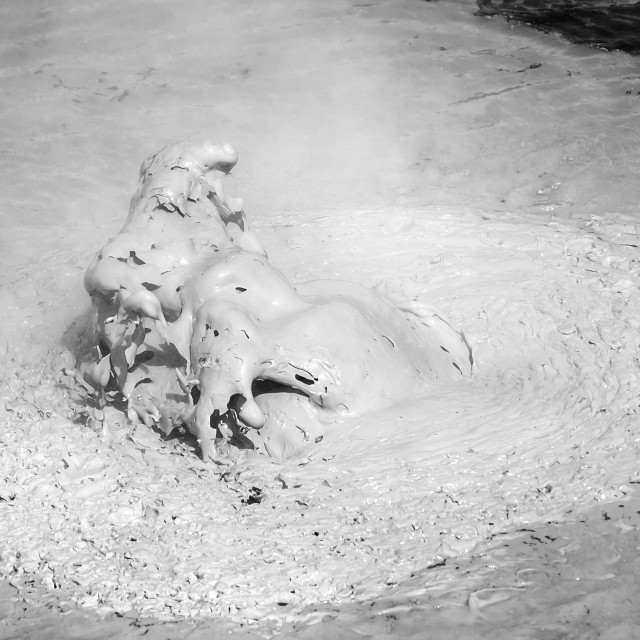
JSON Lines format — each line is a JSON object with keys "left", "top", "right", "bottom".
{"left": 82, "top": 141, "right": 471, "bottom": 463}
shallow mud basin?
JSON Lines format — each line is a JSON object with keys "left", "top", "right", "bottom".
{"left": 2, "top": 0, "right": 640, "bottom": 638}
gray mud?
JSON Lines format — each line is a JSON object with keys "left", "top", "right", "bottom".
{"left": 2, "top": 1, "right": 640, "bottom": 638}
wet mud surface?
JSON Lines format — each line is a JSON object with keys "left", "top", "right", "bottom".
{"left": 2, "top": 495, "right": 640, "bottom": 639}
{"left": 477, "top": 0, "right": 640, "bottom": 55}
{"left": 2, "top": 0, "right": 640, "bottom": 638}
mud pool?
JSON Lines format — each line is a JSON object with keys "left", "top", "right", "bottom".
{"left": 2, "top": 1, "right": 640, "bottom": 638}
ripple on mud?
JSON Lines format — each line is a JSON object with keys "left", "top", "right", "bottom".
{"left": 2, "top": 207, "right": 639, "bottom": 630}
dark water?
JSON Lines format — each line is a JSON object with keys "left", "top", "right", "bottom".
{"left": 476, "top": 0, "right": 640, "bottom": 54}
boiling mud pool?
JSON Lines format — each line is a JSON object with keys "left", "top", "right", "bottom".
{"left": 1, "top": 0, "right": 640, "bottom": 638}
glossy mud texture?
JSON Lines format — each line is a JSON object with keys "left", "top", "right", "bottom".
{"left": 83, "top": 141, "right": 471, "bottom": 462}
{"left": 2, "top": 0, "right": 640, "bottom": 638}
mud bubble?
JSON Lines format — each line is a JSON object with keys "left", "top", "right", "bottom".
{"left": 82, "top": 140, "right": 472, "bottom": 462}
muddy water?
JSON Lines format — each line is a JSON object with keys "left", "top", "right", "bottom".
{"left": 2, "top": 0, "right": 640, "bottom": 638}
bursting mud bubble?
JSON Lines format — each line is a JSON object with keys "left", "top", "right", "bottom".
{"left": 83, "top": 141, "right": 472, "bottom": 462}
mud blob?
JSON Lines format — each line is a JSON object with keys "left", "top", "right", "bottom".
{"left": 84, "top": 141, "right": 471, "bottom": 461}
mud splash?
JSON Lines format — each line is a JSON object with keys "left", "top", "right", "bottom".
{"left": 82, "top": 141, "right": 471, "bottom": 462}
